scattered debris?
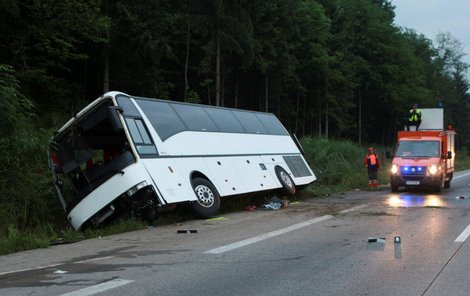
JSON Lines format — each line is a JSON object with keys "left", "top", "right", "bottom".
{"left": 244, "top": 205, "right": 257, "bottom": 211}
{"left": 177, "top": 229, "right": 197, "bottom": 234}
{"left": 206, "top": 217, "right": 228, "bottom": 221}
{"left": 368, "top": 237, "right": 386, "bottom": 243}
{"left": 394, "top": 236, "right": 401, "bottom": 244}
{"left": 260, "top": 196, "right": 290, "bottom": 210}
{"left": 456, "top": 196, "right": 466, "bottom": 200}
{"left": 53, "top": 270, "right": 68, "bottom": 274}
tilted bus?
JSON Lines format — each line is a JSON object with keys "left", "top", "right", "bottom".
{"left": 48, "top": 91, "right": 316, "bottom": 230}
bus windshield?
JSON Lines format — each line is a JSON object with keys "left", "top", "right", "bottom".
{"left": 49, "top": 98, "right": 135, "bottom": 212}
{"left": 395, "top": 141, "right": 440, "bottom": 158}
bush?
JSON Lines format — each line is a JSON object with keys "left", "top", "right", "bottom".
{"left": 300, "top": 137, "right": 390, "bottom": 194}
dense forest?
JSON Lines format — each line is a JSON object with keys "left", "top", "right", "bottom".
{"left": 1, "top": 0, "right": 469, "bottom": 232}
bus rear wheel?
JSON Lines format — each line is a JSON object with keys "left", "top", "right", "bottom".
{"left": 191, "top": 177, "right": 220, "bottom": 218}
{"left": 275, "top": 166, "right": 296, "bottom": 196}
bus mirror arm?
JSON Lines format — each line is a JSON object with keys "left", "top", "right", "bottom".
{"left": 108, "top": 106, "right": 124, "bottom": 134}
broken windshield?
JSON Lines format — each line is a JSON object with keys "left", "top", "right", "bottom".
{"left": 395, "top": 141, "right": 440, "bottom": 158}
{"left": 50, "top": 98, "right": 135, "bottom": 212}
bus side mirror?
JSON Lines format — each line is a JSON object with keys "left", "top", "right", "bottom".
{"left": 446, "top": 151, "right": 452, "bottom": 159}
{"left": 108, "top": 106, "right": 124, "bottom": 134}
{"left": 385, "top": 151, "right": 393, "bottom": 159}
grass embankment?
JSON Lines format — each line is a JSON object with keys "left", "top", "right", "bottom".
{"left": 2, "top": 137, "right": 470, "bottom": 255}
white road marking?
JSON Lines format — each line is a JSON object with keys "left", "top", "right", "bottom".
{"left": 453, "top": 172, "right": 470, "bottom": 180}
{"left": 455, "top": 224, "right": 470, "bottom": 243}
{"left": 59, "top": 279, "right": 134, "bottom": 296}
{"left": 204, "top": 215, "right": 334, "bottom": 254}
{"left": 73, "top": 256, "right": 115, "bottom": 264}
{"left": 0, "top": 255, "right": 115, "bottom": 277}
{"left": 0, "top": 263, "right": 63, "bottom": 276}
{"left": 340, "top": 204, "right": 367, "bottom": 214}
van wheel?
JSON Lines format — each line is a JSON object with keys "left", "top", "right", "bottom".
{"left": 391, "top": 182, "right": 399, "bottom": 193}
{"left": 444, "top": 179, "right": 451, "bottom": 189}
{"left": 275, "top": 166, "right": 296, "bottom": 196}
{"left": 435, "top": 175, "right": 444, "bottom": 193}
{"left": 191, "top": 177, "right": 220, "bottom": 218}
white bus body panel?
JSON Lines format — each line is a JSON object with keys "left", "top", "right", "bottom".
{"left": 68, "top": 162, "right": 151, "bottom": 230}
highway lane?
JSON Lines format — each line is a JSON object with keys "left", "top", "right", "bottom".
{"left": 1, "top": 170, "right": 470, "bottom": 295}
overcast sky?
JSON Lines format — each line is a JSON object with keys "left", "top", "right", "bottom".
{"left": 392, "top": 0, "right": 470, "bottom": 65}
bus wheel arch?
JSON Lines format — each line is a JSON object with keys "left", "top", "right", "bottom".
{"left": 275, "top": 166, "right": 296, "bottom": 196}
{"left": 190, "top": 174, "right": 220, "bottom": 218}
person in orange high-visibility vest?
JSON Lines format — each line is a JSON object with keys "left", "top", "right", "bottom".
{"left": 364, "top": 147, "right": 381, "bottom": 189}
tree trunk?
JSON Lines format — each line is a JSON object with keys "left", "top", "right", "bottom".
{"left": 215, "top": 37, "right": 221, "bottom": 106}
{"left": 358, "top": 87, "right": 362, "bottom": 146}
{"left": 325, "top": 98, "right": 329, "bottom": 139}
{"left": 295, "top": 88, "right": 300, "bottom": 134}
{"left": 265, "top": 74, "right": 269, "bottom": 112}
{"left": 234, "top": 70, "right": 239, "bottom": 108}
{"left": 184, "top": 15, "right": 190, "bottom": 102}
{"left": 103, "top": 0, "right": 109, "bottom": 93}
{"left": 103, "top": 49, "right": 109, "bottom": 93}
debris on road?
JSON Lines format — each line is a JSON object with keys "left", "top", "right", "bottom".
{"left": 206, "top": 217, "right": 228, "bottom": 221}
{"left": 244, "top": 205, "right": 257, "bottom": 211}
{"left": 368, "top": 237, "right": 386, "bottom": 243}
{"left": 177, "top": 229, "right": 198, "bottom": 234}
{"left": 456, "top": 196, "right": 466, "bottom": 200}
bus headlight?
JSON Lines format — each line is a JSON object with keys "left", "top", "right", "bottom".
{"left": 428, "top": 164, "right": 438, "bottom": 176}
{"left": 126, "top": 181, "right": 148, "bottom": 197}
{"left": 391, "top": 164, "right": 399, "bottom": 175}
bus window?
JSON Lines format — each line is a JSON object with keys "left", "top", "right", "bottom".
{"left": 172, "top": 104, "right": 218, "bottom": 132}
{"left": 125, "top": 118, "right": 158, "bottom": 155}
{"left": 256, "top": 113, "right": 288, "bottom": 135}
{"left": 116, "top": 95, "right": 141, "bottom": 117}
{"left": 204, "top": 107, "right": 245, "bottom": 133}
{"left": 232, "top": 110, "right": 268, "bottom": 134}
{"left": 135, "top": 99, "right": 186, "bottom": 141}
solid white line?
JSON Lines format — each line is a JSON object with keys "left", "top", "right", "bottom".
{"left": 73, "top": 256, "right": 115, "bottom": 264}
{"left": 204, "top": 215, "right": 334, "bottom": 254}
{"left": 340, "top": 204, "right": 367, "bottom": 214}
{"left": 453, "top": 172, "right": 470, "bottom": 180}
{"left": 0, "top": 263, "right": 63, "bottom": 276}
{"left": 59, "top": 279, "right": 134, "bottom": 296}
{"left": 455, "top": 224, "right": 470, "bottom": 243}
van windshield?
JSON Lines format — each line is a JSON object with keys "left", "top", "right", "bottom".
{"left": 395, "top": 141, "right": 440, "bottom": 158}
{"left": 49, "top": 99, "right": 135, "bottom": 212}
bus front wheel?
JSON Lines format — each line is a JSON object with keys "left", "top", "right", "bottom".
{"left": 191, "top": 177, "right": 220, "bottom": 218}
{"left": 275, "top": 166, "right": 296, "bottom": 196}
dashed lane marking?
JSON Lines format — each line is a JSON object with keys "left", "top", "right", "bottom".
{"left": 204, "top": 215, "right": 334, "bottom": 254}
{"left": 59, "top": 279, "right": 134, "bottom": 296}
{"left": 455, "top": 224, "right": 470, "bottom": 243}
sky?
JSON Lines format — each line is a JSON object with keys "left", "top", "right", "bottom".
{"left": 392, "top": 0, "right": 470, "bottom": 66}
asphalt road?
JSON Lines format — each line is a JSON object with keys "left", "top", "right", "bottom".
{"left": 1, "top": 170, "right": 470, "bottom": 296}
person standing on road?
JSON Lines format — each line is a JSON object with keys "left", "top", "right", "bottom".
{"left": 364, "top": 147, "right": 381, "bottom": 189}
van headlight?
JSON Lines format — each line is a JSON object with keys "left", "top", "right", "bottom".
{"left": 126, "top": 181, "right": 148, "bottom": 197}
{"left": 391, "top": 164, "right": 399, "bottom": 175}
{"left": 428, "top": 164, "right": 438, "bottom": 176}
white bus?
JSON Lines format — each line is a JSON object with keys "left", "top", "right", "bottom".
{"left": 49, "top": 91, "right": 316, "bottom": 230}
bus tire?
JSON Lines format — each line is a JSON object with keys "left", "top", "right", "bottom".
{"left": 275, "top": 166, "right": 296, "bottom": 196}
{"left": 191, "top": 177, "right": 220, "bottom": 218}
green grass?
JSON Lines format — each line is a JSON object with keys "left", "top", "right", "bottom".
{"left": 1, "top": 137, "right": 468, "bottom": 255}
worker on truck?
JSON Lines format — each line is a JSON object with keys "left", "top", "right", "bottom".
{"left": 406, "top": 103, "right": 422, "bottom": 131}
{"left": 364, "top": 147, "right": 381, "bottom": 189}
